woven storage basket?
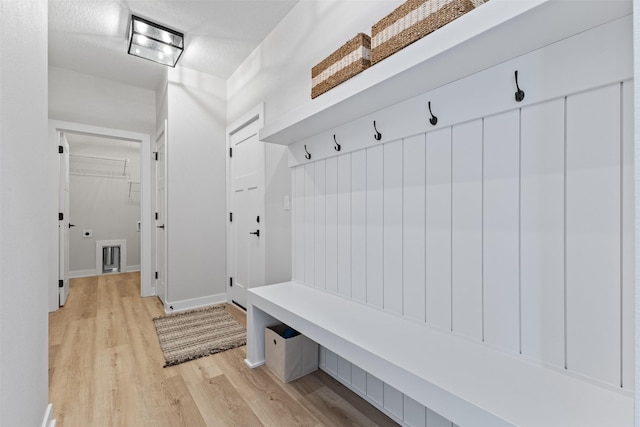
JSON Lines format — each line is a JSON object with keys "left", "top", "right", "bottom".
{"left": 372, "top": 0, "right": 488, "bottom": 64}
{"left": 311, "top": 33, "right": 371, "bottom": 99}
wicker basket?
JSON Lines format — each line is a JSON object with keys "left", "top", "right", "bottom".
{"left": 312, "top": 33, "right": 371, "bottom": 99}
{"left": 371, "top": 0, "right": 487, "bottom": 64}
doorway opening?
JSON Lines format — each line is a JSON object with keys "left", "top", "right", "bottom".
{"left": 49, "top": 120, "right": 153, "bottom": 312}
{"left": 67, "top": 134, "right": 140, "bottom": 278}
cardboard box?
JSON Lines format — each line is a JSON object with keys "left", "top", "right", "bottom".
{"left": 265, "top": 324, "right": 318, "bottom": 382}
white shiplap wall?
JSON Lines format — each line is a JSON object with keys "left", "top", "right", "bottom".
{"left": 289, "top": 16, "right": 633, "bottom": 427}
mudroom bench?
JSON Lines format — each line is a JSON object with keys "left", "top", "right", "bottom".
{"left": 245, "top": 281, "right": 632, "bottom": 427}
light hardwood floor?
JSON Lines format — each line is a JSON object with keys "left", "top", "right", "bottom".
{"left": 49, "top": 273, "right": 398, "bottom": 426}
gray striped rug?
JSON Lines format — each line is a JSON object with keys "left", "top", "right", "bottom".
{"left": 153, "top": 304, "right": 246, "bottom": 367}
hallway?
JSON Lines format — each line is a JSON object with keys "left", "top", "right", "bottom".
{"left": 48, "top": 273, "right": 397, "bottom": 426}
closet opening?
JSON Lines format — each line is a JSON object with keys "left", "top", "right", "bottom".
{"left": 49, "top": 120, "right": 153, "bottom": 312}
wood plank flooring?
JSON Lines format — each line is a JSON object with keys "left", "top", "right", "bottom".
{"left": 49, "top": 273, "right": 398, "bottom": 426}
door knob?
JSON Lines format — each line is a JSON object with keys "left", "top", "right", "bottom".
{"left": 156, "top": 224, "right": 165, "bottom": 229}
{"left": 249, "top": 230, "right": 260, "bottom": 237}
{"left": 68, "top": 223, "right": 76, "bottom": 228}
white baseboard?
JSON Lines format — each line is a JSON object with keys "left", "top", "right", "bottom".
{"left": 164, "top": 292, "right": 227, "bottom": 313}
{"left": 41, "top": 403, "right": 55, "bottom": 427}
{"left": 245, "top": 358, "right": 265, "bottom": 369}
{"left": 68, "top": 269, "right": 97, "bottom": 278}
{"left": 125, "top": 265, "right": 140, "bottom": 273}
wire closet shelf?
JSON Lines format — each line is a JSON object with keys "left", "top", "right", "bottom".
{"left": 69, "top": 154, "right": 130, "bottom": 179}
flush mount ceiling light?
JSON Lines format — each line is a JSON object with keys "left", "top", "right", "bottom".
{"left": 128, "top": 15, "right": 184, "bottom": 67}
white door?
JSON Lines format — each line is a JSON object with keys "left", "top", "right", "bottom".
{"left": 155, "top": 123, "right": 168, "bottom": 307}
{"left": 230, "top": 125, "right": 263, "bottom": 309}
{"left": 58, "top": 132, "right": 70, "bottom": 306}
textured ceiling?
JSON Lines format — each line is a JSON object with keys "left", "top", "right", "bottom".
{"left": 49, "top": 0, "right": 298, "bottom": 90}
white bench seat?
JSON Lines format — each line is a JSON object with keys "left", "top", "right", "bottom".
{"left": 246, "top": 281, "right": 632, "bottom": 427}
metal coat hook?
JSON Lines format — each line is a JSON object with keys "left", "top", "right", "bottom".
{"left": 373, "top": 121, "right": 382, "bottom": 141}
{"left": 333, "top": 134, "right": 341, "bottom": 151}
{"left": 514, "top": 70, "right": 525, "bottom": 102}
{"left": 304, "top": 145, "right": 311, "bottom": 160}
{"left": 428, "top": 101, "right": 438, "bottom": 126}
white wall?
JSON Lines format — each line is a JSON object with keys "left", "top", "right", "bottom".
{"left": 0, "top": 0, "right": 50, "bottom": 425}
{"left": 265, "top": 143, "right": 292, "bottom": 284}
{"left": 156, "top": 72, "right": 168, "bottom": 128}
{"left": 634, "top": 1, "right": 640, "bottom": 421}
{"left": 232, "top": 6, "right": 634, "bottom": 425}
{"left": 287, "top": 18, "right": 634, "bottom": 425}
{"left": 49, "top": 66, "right": 157, "bottom": 135}
{"left": 227, "top": 0, "right": 404, "bottom": 290}
{"left": 68, "top": 137, "right": 141, "bottom": 274}
{"left": 165, "top": 66, "right": 227, "bottom": 307}
{"left": 227, "top": 0, "right": 403, "bottom": 126}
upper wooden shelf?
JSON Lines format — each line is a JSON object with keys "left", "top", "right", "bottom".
{"left": 259, "top": 0, "right": 632, "bottom": 145}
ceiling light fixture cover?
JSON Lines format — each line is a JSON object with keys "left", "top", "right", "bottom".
{"left": 128, "top": 15, "right": 184, "bottom": 67}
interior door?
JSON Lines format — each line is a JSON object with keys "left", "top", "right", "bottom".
{"left": 58, "top": 132, "right": 70, "bottom": 306}
{"left": 230, "top": 127, "right": 262, "bottom": 309}
{"left": 155, "top": 122, "right": 168, "bottom": 308}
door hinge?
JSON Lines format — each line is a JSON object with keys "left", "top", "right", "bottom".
{"left": 58, "top": 279, "right": 63, "bottom": 288}
{"left": 58, "top": 212, "right": 63, "bottom": 221}
{"left": 155, "top": 212, "right": 159, "bottom": 220}
{"left": 58, "top": 145, "right": 63, "bottom": 154}
{"left": 154, "top": 152, "right": 158, "bottom": 161}
{"left": 229, "top": 277, "right": 233, "bottom": 287}
{"left": 155, "top": 271, "right": 158, "bottom": 279}
{"left": 229, "top": 147, "right": 233, "bottom": 158}
{"left": 229, "top": 212, "right": 233, "bottom": 222}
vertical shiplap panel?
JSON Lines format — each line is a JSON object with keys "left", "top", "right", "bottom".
{"left": 293, "top": 166, "right": 305, "bottom": 283}
{"left": 325, "top": 157, "right": 339, "bottom": 293}
{"left": 315, "top": 160, "right": 327, "bottom": 290}
{"left": 366, "top": 146, "right": 384, "bottom": 308}
{"left": 351, "top": 365, "right": 367, "bottom": 395}
{"left": 291, "top": 168, "right": 297, "bottom": 282}
{"left": 319, "top": 346, "right": 326, "bottom": 368}
{"left": 403, "top": 134, "right": 426, "bottom": 321}
{"left": 427, "top": 409, "right": 453, "bottom": 427}
{"left": 324, "top": 348, "right": 338, "bottom": 376}
{"left": 304, "top": 163, "right": 315, "bottom": 287}
{"left": 566, "top": 84, "right": 621, "bottom": 386}
{"left": 403, "top": 396, "right": 426, "bottom": 427}
{"left": 483, "top": 110, "right": 520, "bottom": 353}
{"left": 337, "top": 356, "right": 352, "bottom": 384}
{"left": 621, "top": 81, "right": 634, "bottom": 390}
{"left": 451, "top": 120, "right": 483, "bottom": 341}
{"left": 366, "top": 373, "right": 384, "bottom": 407}
{"left": 383, "top": 383, "right": 404, "bottom": 421}
{"left": 352, "top": 150, "right": 367, "bottom": 303}
{"left": 520, "top": 99, "right": 565, "bottom": 367}
{"left": 337, "top": 154, "right": 352, "bottom": 297}
{"left": 426, "top": 127, "right": 452, "bottom": 330}
{"left": 384, "top": 140, "right": 404, "bottom": 315}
